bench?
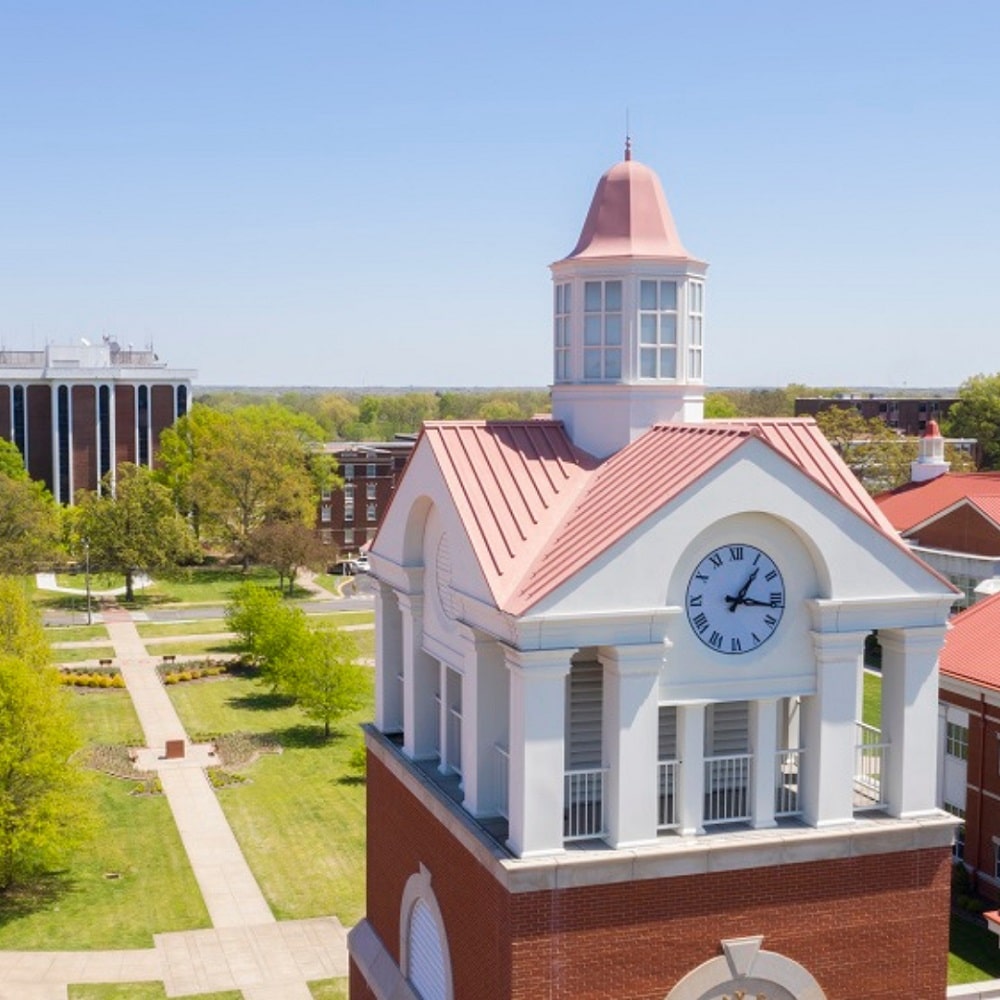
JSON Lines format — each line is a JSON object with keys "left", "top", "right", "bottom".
{"left": 162, "top": 654, "right": 177, "bottom": 665}
{"left": 99, "top": 658, "right": 112, "bottom": 667}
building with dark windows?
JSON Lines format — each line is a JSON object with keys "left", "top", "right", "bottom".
{"left": 0, "top": 340, "right": 195, "bottom": 503}
{"left": 315, "top": 439, "right": 415, "bottom": 555}
{"left": 794, "top": 394, "right": 959, "bottom": 437}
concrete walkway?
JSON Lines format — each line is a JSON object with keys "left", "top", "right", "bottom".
{"left": 0, "top": 603, "right": 350, "bottom": 999}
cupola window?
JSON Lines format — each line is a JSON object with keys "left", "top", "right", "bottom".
{"left": 688, "top": 281, "right": 705, "bottom": 380}
{"left": 639, "top": 280, "right": 678, "bottom": 379}
{"left": 583, "top": 280, "right": 622, "bottom": 380}
{"left": 554, "top": 283, "right": 571, "bottom": 382}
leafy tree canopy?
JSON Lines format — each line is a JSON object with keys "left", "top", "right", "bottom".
{"left": 943, "top": 373, "right": 1000, "bottom": 470}
{"left": 0, "top": 472, "right": 61, "bottom": 575}
{"left": 815, "top": 407, "right": 917, "bottom": 494}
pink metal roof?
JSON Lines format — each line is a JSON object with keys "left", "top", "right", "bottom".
{"left": 940, "top": 592, "right": 1000, "bottom": 692}
{"left": 561, "top": 158, "right": 694, "bottom": 261}
{"left": 420, "top": 421, "right": 596, "bottom": 606}
{"left": 510, "top": 419, "right": 900, "bottom": 614}
{"left": 875, "top": 473, "right": 1000, "bottom": 533}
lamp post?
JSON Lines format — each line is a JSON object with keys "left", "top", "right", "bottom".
{"left": 84, "top": 538, "right": 92, "bottom": 626}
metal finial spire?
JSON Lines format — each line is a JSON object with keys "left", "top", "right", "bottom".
{"left": 625, "top": 107, "right": 632, "bottom": 161}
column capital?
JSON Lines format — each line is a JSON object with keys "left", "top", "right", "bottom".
{"left": 878, "top": 624, "right": 949, "bottom": 657}
{"left": 503, "top": 646, "right": 572, "bottom": 680}
{"left": 598, "top": 642, "right": 667, "bottom": 678}
{"left": 395, "top": 591, "right": 425, "bottom": 616}
{"left": 810, "top": 629, "right": 869, "bottom": 662}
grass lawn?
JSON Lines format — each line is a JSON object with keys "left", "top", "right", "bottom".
{"left": 167, "top": 673, "right": 370, "bottom": 924}
{"left": 141, "top": 567, "right": 312, "bottom": 606}
{"left": 45, "top": 624, "right": 110, "bottom": 643}
{"left": 949, "top": 914, "right": 1000, "bottom": 983}
{"left": 53, "top": 645, "right": 117, "bottom": 664}
{"left": 305, "top": 611, "right": 374, "bottom": 628}
{"left": 145, "top": 638, "right": 241, "bottom": 658}
{"left": 862, "top": 669, "right": 881, "bottom": 728}
{"left": 68, "top": 687, "right": 146, "bottom": 745}
{"left": 136, "top": 619, "right": 230, "bottom": 639}
{"left": 56, "top": 572, "right": 123, "bottom": 592}
{"left": 310, "top": 979, "right": 349, "bottom": 999}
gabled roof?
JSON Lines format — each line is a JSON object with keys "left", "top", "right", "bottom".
{"left": 410, "top": 417, "right": 912, "bottom": 617}
{"left": 511, "top": 419, "right": 897, "bottom": 614}
{"left": 940, "top": 592, "right": 1000, "bottom": 692}
{"left": 875, "top": 473, "right": 1000, "bottom": 535}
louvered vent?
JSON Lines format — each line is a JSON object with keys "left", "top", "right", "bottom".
{"left": 658, "top": 705, "right": 677, "bottom": 760}
{"left": 408, "top": 899, "right": 447, "bottom": 1000}
{"left": 708, "top": 701, "right": 749, "bottom": 755}
{"left": 566, "top": 659, "right": 603, "bottom": 769}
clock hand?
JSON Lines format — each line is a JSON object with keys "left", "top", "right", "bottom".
{"left": 725, "top": 567, "right": 759, "bottom": 611}
{"left": 738, "top": 597, "right": 774, "bottom": 607}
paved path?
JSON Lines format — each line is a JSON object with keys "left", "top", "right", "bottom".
{"left": 1, "top": 603, "right": 350, "bottom": 998}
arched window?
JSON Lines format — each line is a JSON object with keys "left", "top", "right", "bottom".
{"left": 400, "top": 865, "right": 453, "bottom": 1000}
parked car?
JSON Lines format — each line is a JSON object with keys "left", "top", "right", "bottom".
{"left": 329, "top": 556, "right": 370, "bottom": 576}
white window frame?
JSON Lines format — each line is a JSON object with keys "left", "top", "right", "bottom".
{"left": 688, "top": 280, "right": 704, "bottom": 381}
{"left": 367, "top": 502, "right": 377, "bottom": 522}
{"left": 582, "top": 279, "right": 622, "bottom": 381}
{"left": 554, "top": 282, "right": 572, "bottom": 382}
{"left": 320, "top": 503, "right": 332, "bottom": 523}
{"left": 399, "top": 864, "right": 453, "bottom": 1000}
{"left": 638, "top": 279, "right": 678, "bottom": 379}
{"left": 946, "top": 721, "right": 969, "bottom": 761}
{"left": 366, "top": 482, "right": 377, "bottom": 500}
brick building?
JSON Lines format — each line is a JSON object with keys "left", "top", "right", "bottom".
{"left": 349, "top": 147, "right": 957, "bottom": 999}
{"left": 0, "top": 339, "right": 195, "bottom": 502}
{"left": 315, "top": 439, "right": 415, "bottom": 555}
{"left": 795, "top": 394, "right": 958, "bottom": 436}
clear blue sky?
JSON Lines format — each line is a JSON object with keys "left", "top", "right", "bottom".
{"left": 2, "top": 2, "right": 997, "bottom": 390}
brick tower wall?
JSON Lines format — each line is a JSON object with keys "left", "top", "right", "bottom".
{"left": 361, "top": 751, "right": 952, "bottom": 1000}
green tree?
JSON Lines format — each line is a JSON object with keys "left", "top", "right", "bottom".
{"left": 704, "top": 393, "right": 739, "bottom": 419}
{"left": 815, "top": 408, "right": 917, "bottom": 494}
{"left": 0, "top": 472, "right": 61, "bottom": 575}
{"left": 0, "top": 579, "right": 92, "bottom": 890}
{"left": 944, "top": 373, "right": 1000, "bottom": 470}
{"left": 249, "top": 521, "right": 322, "bottom": 595}
{"left": 283, "top": 628, "right": 369, "bottom": 738}
{"left": 75, "top": 464, "right": 197, "bottom": 601}
{"left": 161, "top": 403, "right": 331, "bottom": 566}
{"left": 0, "top": 439, "right": 27, "bottom": 480}
{"left": 226, "top": 582, "right": 309, "bottom": 688}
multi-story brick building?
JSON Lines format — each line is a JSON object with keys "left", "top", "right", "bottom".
{"left": 0, "top": 339, "right": 195, "bottom": 502}
{"left": 349, "top": 147, "right": 958, "bottom": 999}
{"left": 795, "top": 394, "right": 958, "bottom": 436}
{"left": 315, "top": 439, "right": 415, "bottom": 555}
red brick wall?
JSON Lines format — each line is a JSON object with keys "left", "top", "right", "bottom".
{"left": 26, "top": 384, "right": 53, "bottom": 489}
{"left": 362, "top": 751, "right": 951, "bottom": 1000}
{"left": 911, "top": 505, "right": 1000, "bottom": 557}
{"left": 115, "top": 385, "right": 135, "bottom": 465}
{"left": 0, "top": 385, "right": 10, "bottom": 441}
{"left": 150, "top": 385, "right": 174, "bottom": 467}
{"left": 349, "top": 960, "right": 378, "bottom": 1000}
{"left": 71, "top": 385, "right": 97, "bottom": 494}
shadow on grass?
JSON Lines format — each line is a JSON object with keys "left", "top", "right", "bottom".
{"left": 337, "top": 774, "right": 366, "bottom": 786}
{"left": 269, "top": 724, "right": 339, "bottom": 749}
{"left": 228, "top": 691, "right": 297, "bottom": 712}
{"left": 950, "top": 913, "right": 1000, "bottom": 980}
{"left": 0, "top": 872, "right": 73, "bottom": 928}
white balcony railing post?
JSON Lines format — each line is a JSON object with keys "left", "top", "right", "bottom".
{"left": 775, "top": 748, "right": 804, "bottom": 818}
{"left": 855, "top": 722, "right": 889, "bottom": 810}
{"left": 493, "top": 744, "right": 510, "bottom": 819}
{"left": 564, "top": 768, "right": 608, "bottom": 841}
{"left": 657, "top": 759, "right": 680, "bottom": 830}
{"left": 704, "top": 753, "right": 752, "bottom": 825}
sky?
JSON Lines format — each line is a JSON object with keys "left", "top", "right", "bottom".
{"left": 1, "top": 2, "right": 997, "bottom": 391}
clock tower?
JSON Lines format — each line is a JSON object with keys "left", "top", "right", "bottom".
{"left": 349, "top": 149, "right": 958, "bottom": 1000}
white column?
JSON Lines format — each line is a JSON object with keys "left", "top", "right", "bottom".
{"left": 676, "top": 702, "right": 707, "bottom": 836}
{"left": 459, "top": 631, "right": 508, "bottom": 818}
{"left": 398, "top": 593, "right": 438, "bottom": 761}
{"left": 373, "top": 581, "right": 403, "bottom": 734}
{"left": 106, "top": 383, "right": 117, "bottom": 495}
{"left": 504, "top": 647, "right": 572, "bottom": 858}
{"left": 599, "top": 643, "right": 662, "bottom": 848}
{"left": 801, "top": 631, "right": 868, "bottom": 827}
{"left": 750, "top": 698, "right": 778, "bottom": 829}
{"left": 50, "top": 383, "right": 60, "bottom": 503}
{"left": 880, "top": 625, "right": 949, "bottom": 818}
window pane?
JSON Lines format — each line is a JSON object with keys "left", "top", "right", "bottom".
{"left": 640, "top": 280, "right": 657, "bottom": 310}
{"left": 689, "top": 316, "right": 702, "bottom": 345}
{"left": 661, "top": 281, "right": 677, "bottom": 310}
{"left": 689, "top": 349, "right": 703, "bottom": 379}
{"left": 690, "top": 282, "right": 702, "bottom": 312}
{"left": 584, "top": 349, "right": 602, "bottom": 378}
{"left": 641, "top": 349, "right": 657, "bottom": 377}
{"left": 584, "top": 315, "right": 602, "bottom": 345}
{"left": 640, "top": 314, "right": 657, "bottom": 344}
{"left": 584, "top": 282, "right": 602, "bottom": 311}
{"left": 662, "top": 315, "right": 677, "bottom": 344}
{"left": 660, "top": 348, "right": 676, "bottom": 378}
{"left": 563, "top": 284, "right": 571, "bottom": 310}
{"left": 605, "top": 281, "right": 622, "bottom": 311}
{"left": 605, "top": 349, "right": 621, "bottom": 379}
{"left": 605, "top": 315, "right": 622, "bottom": 345}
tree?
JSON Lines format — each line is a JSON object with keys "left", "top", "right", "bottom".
{"left": 159, "top": 403, "right": 332, "bottom": 566}
{"left": 944, "top": 374, "right": 1000, "bottom": 470}
{"left": 0, "top": 579, "right": 92, "bottom": 890}
{"left": 815, "top": 407, "right": 917, "bottom": 494}
{"left": 0, "top": 473, "right": 61, "bottom": 575}
{"left": 250, "top": 520, "right": 322, "bottom": 595}
{"left": 704, "top": 393, "right": 739, "bottom": 419}
{"left": 283, "top": 628, "right": 369, "bottom": 738}
{"left": 75, "top": 464, "right": 197, "bottom": 601}
{"left": 226, "top": 582, "right": 309, "bottom": 688}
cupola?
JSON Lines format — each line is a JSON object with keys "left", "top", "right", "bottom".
{"left": 550, "top": 143, "right": 708, "bottom": 459}
{"left": 911, "top": 419, "right": 950, "bottom": 483}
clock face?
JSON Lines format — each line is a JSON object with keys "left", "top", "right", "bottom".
{"left": 685, "top": 544, "right": 785, "bottom": 655}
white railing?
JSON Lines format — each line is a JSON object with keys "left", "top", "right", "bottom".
{"left": 855, "top": 722, "right": 888, "bottom": 810}
{"left": 493, "top": 744, "right": 509, "bottom": 819}
{"left": 704, "top": 753, "right": 752, "bottom": 824}
{"left": 657, "top": 759, "right": 680, "bottom": 830}
{"left": 564, "top": 768, "right": 607, "bottom": 840}
{"left": 775, "top": 748, "right": 804, "bottom": 817}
